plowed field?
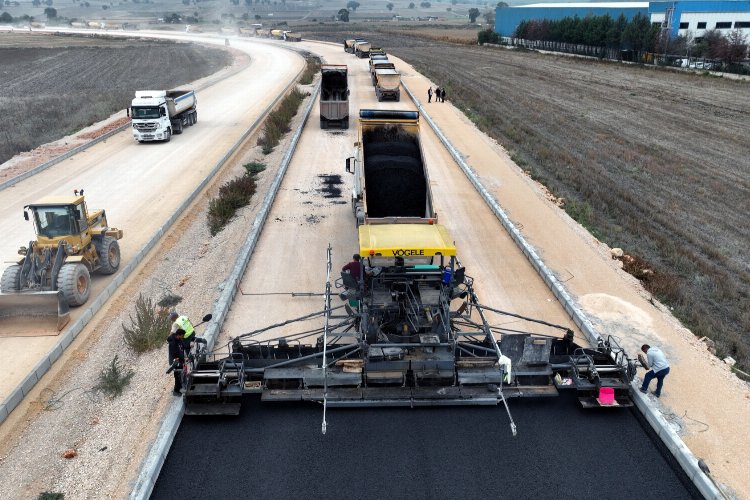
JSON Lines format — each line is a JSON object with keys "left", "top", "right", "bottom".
{"left": 0, "top": 32, "right": 231, "bottom": 164}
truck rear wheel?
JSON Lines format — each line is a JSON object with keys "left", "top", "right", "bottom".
{"left": 95, "top": 236, "right": 120, "bottom": 275}
{"left": 1, "top": 265, "right": 21, "bottom": 292}
{"left": 58, "top": 263, "right": 91, "bottom": 307}
{"left": 320, "top": 118, "right": 328, "bottom": 129}
{"left": 174, "top": 120, "right": 183, "bottom": 135}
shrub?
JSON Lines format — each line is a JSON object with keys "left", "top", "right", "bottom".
{"left": 300, "top": 55, "right": 321, "bottom": 85}
{"left": 123, "top": 294, "right": 172, "bottom": 353}
{"left": 37, "top": 494, "right": 64, "bottom": 500}
{"left": 257, "top": 87, "right": 308, "bottom": 154}
{"left": 157, "top": 292, "right": 182, "bottom": 310}
{"left": 95, "top": 355, "right": 135, "bottom": 397}
{"left": 207, "top": 173, "right": 257, "bottom": 235}
{"left": 243, "top": 161, "right": 266, "bottom": 175}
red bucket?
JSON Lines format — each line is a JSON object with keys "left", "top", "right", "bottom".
{"left": 598, "top": 387, "right": 615, "bottom": 405}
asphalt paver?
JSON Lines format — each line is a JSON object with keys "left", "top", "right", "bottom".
{"left": 153, "top": 392, "right": 700, "bottom": 499}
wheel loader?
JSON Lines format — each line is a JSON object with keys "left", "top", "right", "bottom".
{"left": 0, "top": 191, "right": 123, "bottom": 332}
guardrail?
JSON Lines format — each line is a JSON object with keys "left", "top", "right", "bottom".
{"left": 401, "top": 80, "right": 723, "bottom": 500}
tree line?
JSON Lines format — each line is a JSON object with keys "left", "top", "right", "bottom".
{"left": 480, "top": 12, "right": 749, "bottom": 69}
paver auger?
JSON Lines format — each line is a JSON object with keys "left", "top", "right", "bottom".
{"left": 181, "top": 225, "right": 637, "bottom": 434}
{"left": 0, "top": 191, "right": 122, "bottom": 332}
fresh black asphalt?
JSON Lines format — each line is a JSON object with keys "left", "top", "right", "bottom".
{"left": 152, "top": 392, "right": 701, "bottom": 500}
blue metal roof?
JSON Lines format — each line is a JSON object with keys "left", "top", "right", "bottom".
{"left": 495, "top": 1, "right": 750, "bottom": 37}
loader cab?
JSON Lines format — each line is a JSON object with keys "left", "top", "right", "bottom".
{"left": 26, "top": 196, "right": 89, "bottom": 242}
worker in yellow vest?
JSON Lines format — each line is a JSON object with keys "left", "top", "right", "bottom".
{"left": 169, "top": 312, "right": 206, "bottom": 352}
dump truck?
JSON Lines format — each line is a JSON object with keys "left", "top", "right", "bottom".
{"left": 343, "top": 39, "right": 357, "bottom": 53}
{"left": 0, "top": 192, "right": 123, "bottom": 332}
{"left": 129, "top": 90, "right": 197, "bottom": 143}
{"left": 373, "top": 68, "right": 401, "bottom": 101}
{"left": 270, "top": 29, "right": 284, "bottom": 39}
{"left": 283, "top": 30, "right": 301, "bottom": 41}
{"left": 354, "top": 40, "right": 371, "bottom": 58}
{"left": 369, "top": 58, "right": 395, "bottom": 86}
{"left": 345, "top": 110, "right": 433, "bottom": 226}
{"left": 369, "top": 47, "right": 386, "bottom": 58}
{"left": 320, "top": 65, "right": 349, "bottom": 129}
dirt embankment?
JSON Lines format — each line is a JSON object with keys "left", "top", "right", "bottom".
{"left": 304, "top": 26, "right": 750, "bottom": 372}
{"left": 0, "top": 32, "right": 232, "bottom": 165}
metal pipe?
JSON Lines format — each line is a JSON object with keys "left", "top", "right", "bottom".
{"left": 243, "top": 344, "right": 359, "bottom": 373}
{"left": 322, "top": 244, "right": 332, "bottom": 435}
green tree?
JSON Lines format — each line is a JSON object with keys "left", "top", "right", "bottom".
{"left": 43, "top": 6, "right": 56, "bottom": 17}
{"left": 337, "top": 7, "right": 349, "bottom": 21}
{"left": 386, "top": 2, "right": 393, "bottom": 10}
{"left": 408, "top": 2, "right": 414, "bottom": 7}
{"left": 31, "top": 0, "right": 40, "bottom": 6}
{"left": 0, "top": 11, "right": 12, "bottom": 22}
{"left": 468, "top": 7, "right": 479, "bottom": 23}
{"left": 496, "top": 1, "right": 507, "bottom": 6}
{"left": 346, "top": 0, "right": 359, "bottom": 10}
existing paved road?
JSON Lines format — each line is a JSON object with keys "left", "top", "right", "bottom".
{"left": 154, "top": 393, "right": 699, "bottom": 499}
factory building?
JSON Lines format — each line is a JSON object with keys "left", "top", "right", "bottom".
{"left": 495, "top": 1, "right": 750, "bottom": 39}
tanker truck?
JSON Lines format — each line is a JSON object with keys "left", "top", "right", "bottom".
{"left": 345, "top": 110, "right": 435, "bottom": 226}
{"left": 129, "top": 90, "right": 197, "bottom": 143}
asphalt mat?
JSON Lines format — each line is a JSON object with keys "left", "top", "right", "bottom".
{"left": 152, "top": 392, "right": 701, "bottom": 500}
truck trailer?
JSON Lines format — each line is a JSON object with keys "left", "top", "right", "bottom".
{"left": 345, "top": 110, "right": 433, "bottom": 225}
{"left": 320, "top": 65, "right": 349, "bottom": 129}
{"left": 374, "top": 69, "right": 401, "bottom": 102}
{"left": 369, "top": 58, "right": 395, "bottom": 86}
{"left": 129, "top": 90, "right": 197, "bottom": 143}
{"left": 354, "top": 40, "right": 371, "bottom": 58}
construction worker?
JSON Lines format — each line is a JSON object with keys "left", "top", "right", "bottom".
{"left": 169, "top": 312, "right": 206, "bottom": 352}
{"left": 166, "top": 329, "right": 185, "bottom": 396}
{"left": 639, "top": 344, "right": 670, "bottom": 398}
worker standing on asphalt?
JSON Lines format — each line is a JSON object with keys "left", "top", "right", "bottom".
{"left": 170, "top": 311, "right": 206, "bottom": 352}
{"left": 166, "top": 329, "right": 185, "bottom": 396}
{"left": 639, "top": 344, "right": 670, "bottom": 398}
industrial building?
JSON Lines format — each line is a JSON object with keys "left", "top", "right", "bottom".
{"left": 495, "top": 1, "right": 750, "bottom": 38}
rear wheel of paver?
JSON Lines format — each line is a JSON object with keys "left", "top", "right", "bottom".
{"left": 58, "top": 263, "right": 91, "bottom": 307}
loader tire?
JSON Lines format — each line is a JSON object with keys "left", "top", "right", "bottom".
{"left": 58, "top": 263, "right": 91, "bottom": 307}
{"left": 1, "top": 264, "right": 21, "bottom": 292}
{"left": 95, "top": 236, "right": 120, "bottom": 275}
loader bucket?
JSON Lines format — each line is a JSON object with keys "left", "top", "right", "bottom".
{"left": 0, "top": 290, "right": 71, "bottom": 336}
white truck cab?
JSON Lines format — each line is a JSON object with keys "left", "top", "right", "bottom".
{"left": 130, "top": 90, "right": 197, "bottom": 143}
